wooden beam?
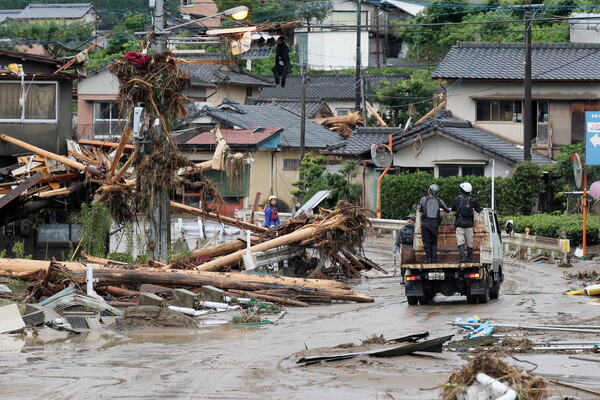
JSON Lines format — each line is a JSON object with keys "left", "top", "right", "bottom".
{"left": 170, "top": 201, "right": 268, "bottom": 234}
{"left": 107, "top": 127, "right": 132, "bottom": 179}
{"left": 0, "top": 134, "right": 87, "bottom": 171}
{"left": 365, "top": 101, "right": 387, "bottom": 127}
{"left": 78, "top": 139, "right": 136, "bottom": 152}
{"left": 0, "top": 171, "right": 43, "bottom": 210}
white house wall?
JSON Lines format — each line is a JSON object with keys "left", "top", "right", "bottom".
{"left": 393, "top": 135, "right": 513, "bottom": 177}
{"left": 306, "top": 31, "right": 369, "bottom": 70}
{"left": 445, "top": 80, "right": 600, "bottom": 146}
{"left": 78, "top": 68, "right": 119, "bottom": 95}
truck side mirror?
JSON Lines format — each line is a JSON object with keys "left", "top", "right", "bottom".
{"left": 505, "top": 220, "right": 514, "bottom": 236}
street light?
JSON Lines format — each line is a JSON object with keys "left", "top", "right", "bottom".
{"left": 164, "top": 6, "right": 249, "bottom": 32}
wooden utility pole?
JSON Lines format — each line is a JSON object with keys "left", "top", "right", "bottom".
{"left": 355, "top": 0, "right": 362, "bottom": 112}
{"left": 523, "top": 5, "right": 533, "bottom": 161}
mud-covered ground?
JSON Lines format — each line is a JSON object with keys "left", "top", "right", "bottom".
{"left": 1, "top": 234, "right": 600, "bottom": 399}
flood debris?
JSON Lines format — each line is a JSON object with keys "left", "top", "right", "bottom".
{"left": 0, "top": 304, "right": 25, "bottom": 334}
{"left": 442, "top": 353, "right": 547, "bottom": 400}
{"left": 296, "top": 333, "right": 453, "bottom": 365}
{"left": 114, "top": 306, "right": 198, "bottom": 329}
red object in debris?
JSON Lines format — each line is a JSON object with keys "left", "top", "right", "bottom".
{"left": 125, "top": 52, "right": 150, "bottom": 69}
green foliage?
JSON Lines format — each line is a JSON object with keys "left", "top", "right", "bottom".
{"left": 0, "top": 249, "right": 6, "bottom": 258}
{"left": 499, "top": 214, "right": 599, "bottom": 246}
{"left": 78, "top": 202, "right": 112, "bottom": 258}
{"left": 374, "top": 68, "right": 442, "bottom": 126}
{"left": 11, "top": 241, "right": 26, "bottom": 259}
{"left": 7, "top": 278, "right": 28, "bottom": 297}
{"left": 292, "top": 156, "right": 362, "bottom": 207}
{"left": 381, "top": 162, "right": 546, "bottom": 219}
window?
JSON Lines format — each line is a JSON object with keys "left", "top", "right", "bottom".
{"left": 0, "top": 81, "right": 57, "bottom": 121}
{"left": 462, "top": 166, "right": 485, "bottom": 177}
{"left": 283, "top": 159, "right": 300, "bottom": 171}
{"left": 246, "top": 87, "right": 253, "bottom": 97}
{"left": 476, "top": 100, "right": 522, "bottom": 122}
{"left": 537, "top": 100, "right": 549, "bottom": 123}
{"left": 438, "top": 165, "right": 459, "bottom": 177}
{"left": 93, "top": 101, "right": 122, "bottom": 137}
{"left": 336, "top": 108, "right": 352, "bottom": 117}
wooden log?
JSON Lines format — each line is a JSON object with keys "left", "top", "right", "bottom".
{"left": 0, "top": 134, "right": 87, "bottom": 171}
{"left": 191, "top": 237, "right": 259, "bottom": 258}
{"left": 365, "top": 101, "right": 387, "bottom": 127}
{"left": 97, "top": 286, "right": 140, "bottom": 297}
{"left": 170, "top": 201, "right": 268, "bottom": 234}
{"left": 67, "top": 268, "right": 374, "bottom": 303}
{"left": 82, "top": 251, "right": 129, "bottom": 266}
{"left": 107, "top": 127, "right": 132, "bottom": 179}
{"left": 112, "top": 147, "right": 138, "bottom": 183}
{"left": 78, "top": 139, "right": 135, "bottom": 152}
{"left": 178, "top": 126, "right": 228, "bottom": 175}
{"left": 227, "top": 289, "right": 309, "bottom": 307}
{"left": 196, "top": 216, "right": 346, "bottom": 271}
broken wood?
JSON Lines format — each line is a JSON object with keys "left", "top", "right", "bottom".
{"left": 195, "top": 215, "right": 347, "bottom": 271}
{"left": 170, "top": 201, "right": 268, "bottom": 234}
{"left": 191, "top": 237, "right": 260, "bottom": 258}
{"left": 0, "top": 171, "right": 43, "bottom": 210}
{"left": 107, "top": 127, "right": 132, "bottom": 179}
{"left": 78, "top": 139, "right": 136, "bottom": 152}
{"left": 365, "top": 101, "right": 387, "bottom": 127}
{"left": 112, "top": 147, "right": 138, "bottom": 183}
{"left": 227, "top": 289, "right": 310, "bottom": 307}
{"left": 178, "top": 125, "right": 229, "bottom": 176}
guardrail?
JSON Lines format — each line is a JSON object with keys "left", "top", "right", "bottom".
{"left": 502, "top": 233, "right": 570, "bottom": 264}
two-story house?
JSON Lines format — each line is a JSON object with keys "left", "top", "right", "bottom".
{"left": 431, "top": 42, "right": 600, "bottom": 154}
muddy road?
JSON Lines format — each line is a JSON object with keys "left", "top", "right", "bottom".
{"left": 1, "top": 234, "right": 600, "bottom": 399}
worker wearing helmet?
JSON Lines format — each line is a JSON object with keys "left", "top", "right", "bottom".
{"left": 419, "top": 184, "right": 450, "bottom": 263}
{"left": 452, "top": 182, "right": 482, "bottom": 262}
{"left": 264, "top": 195, "right": 281, "bottom": 227}
{"left": 393, "top": 214, "right": 416, "bottom": 254}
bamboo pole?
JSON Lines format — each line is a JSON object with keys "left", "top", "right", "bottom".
{"left": 0, "top": 134, "right": 87, "bottom": 171}
{"left": 195, "top": 216, "right": 346, "bottom": 271}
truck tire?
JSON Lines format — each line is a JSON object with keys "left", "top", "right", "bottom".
{"left": 478, "top": 277, "right": 490, "bottom": 304}
{"left": 490, "top": 279, "right": 500, "bottom": 299}
{"left": 418, "top": 296, "right": 429, "bottom": 305}
{"left": 407, "top": 296, "right": 419, "bottom": 305}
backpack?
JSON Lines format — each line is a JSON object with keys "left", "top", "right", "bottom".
{"left": 424, "top": 197, "right": 440, "bottom": 219}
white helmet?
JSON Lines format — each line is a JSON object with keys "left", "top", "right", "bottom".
{"left": 460, "top": 182, "right": 472, "bottom": 193}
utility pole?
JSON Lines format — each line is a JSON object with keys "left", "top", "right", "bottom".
{"left": 151, "top": 0, "right": 169, "bottom": 262}
{"left": 299, "top": 33, "right": 308, "bottom": 169}
{"left": 523, "top": 5, "right": 533, "bottom": 162}
{"left": 355, "top": 0, "right": 362, "bottom": 112}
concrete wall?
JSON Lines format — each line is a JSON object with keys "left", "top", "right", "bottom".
{"left": 445, "top": 80, "right": 600, "bottom": 145}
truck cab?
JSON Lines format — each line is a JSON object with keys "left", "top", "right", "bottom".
{"left": 401, "top": 208, "right": 503, "bottom": 305}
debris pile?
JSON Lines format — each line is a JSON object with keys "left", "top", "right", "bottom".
{"left": 442, "top": 353, "right": 547, "bottom": 400}
{"left": 314, "top": 111, "right": 364, "bottom": 139}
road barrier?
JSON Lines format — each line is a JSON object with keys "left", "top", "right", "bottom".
{"left": 502, "top": 233, "right": 570, "bottom": 264}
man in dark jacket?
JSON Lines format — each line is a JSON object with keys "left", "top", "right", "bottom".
{"left": 392, "top": 215, "right": 415, "bottom": 254}
{"left": 452, "top": 182, "right": 483, "bottom": 262}
{"left": 272, "top": 37, "right": 290, "bottom": 87}
{"left": 419, "top": 184, "right": 450, "bottom": 263}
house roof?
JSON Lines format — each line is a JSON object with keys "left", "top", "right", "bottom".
{"left": 185, "top": 102, "right": 342, "bottom": 149}
{"left": 245, "top": 98, "right": 333, "bottom": 119}
{"left": 259, "top": 74, "right": 408, "bottom": 101}
{"left": 179, "top": 64, "right": 273, "bottom": 88}
{"left": 7, "top": 3, "right": 98, "bottom": 20}
{"left": 176, "top": 127, "right": 281, "bottom": 146}
{"left": 0, "top": 10, "right": 20, "bottom": 23}
{"left": 325, "top": 127, "right": 403, "bottom": 155}
{"left": 392, "top": 110, "right": 553, "bottom": 165}
{"left": 0, "top": 48, "right": 62, "bottom": 65}
{"left": 432, "top": 42, "right": 600, "bottom": 81}
{"left": 381, "top": 0, "right": 424, "bottom": 16}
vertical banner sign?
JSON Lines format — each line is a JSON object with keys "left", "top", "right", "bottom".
{"left": 298, "top": 33, "right": 308, "bottom": 67}
{"left": 585, "top": 111, "right": 600, "bottom": 165}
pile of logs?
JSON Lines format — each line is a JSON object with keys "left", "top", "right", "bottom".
{"left": 313, "top": 111, "right": 363, "bottom": 140}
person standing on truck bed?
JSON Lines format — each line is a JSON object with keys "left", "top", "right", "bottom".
{"left": 452, "top": 182, "right": 482, "bottom": 262}
{"left": 419, "top": 185, "right": 450, "bottom": 263}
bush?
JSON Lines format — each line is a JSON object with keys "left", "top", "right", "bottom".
{"left": 499, "top": 214, "right": 599, "bottom": 246}
{"left": 380, "top": 162, "right": 547, "bottom": 219}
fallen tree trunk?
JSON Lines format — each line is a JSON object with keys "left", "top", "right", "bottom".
{"left": 170, "top": 201, "right": 268, "bottom": 234}
{"left": 68, "top": 269, "right": 374, "bottom": 303}
{"left": 192, "top": 237, "right": 259, "bottom": 258}
{"left": 195, "top": 216, "right": 346, "bottom": 271}
{"left": 227, "top": 289, "right": 310, "bottom": 307}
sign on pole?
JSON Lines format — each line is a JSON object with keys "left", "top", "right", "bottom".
{"left": 585, "top": 111, "right": 600, "bottom": 165}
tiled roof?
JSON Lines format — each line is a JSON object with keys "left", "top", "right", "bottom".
{"left": 189, "top": 102, "right": 341, "bottom": 149}
{"left": 325, "top": 127, "right": 403, "bottom": 155}
{"left": 392, "top": 110, "right": 553, "bottom": 165}
{"left": 432, "top": 42, "right": 600, "bottom": 81}
{"left": 182, "top": 127, "right": 280, "bottom": 145}
{"left": 0, "top": 48, "right": 61, "bottom": 65}
{"left": 245, "top": 98, "right": 332, "bottom": 119}
{"left": 8, "top": 3, "right": 96, "bottom": 20}
{"left": 259, "top": 74, "right": 408, "bottom": 101}
{"left": 0, "top": 11, "right": 20, "bottom": 23}
{"left": 179, "top": 64, "right": 273, "bottom": 88}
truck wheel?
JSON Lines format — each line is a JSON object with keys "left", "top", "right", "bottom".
{"left": 418, "top": 297, "right": 429, "bottom": 305}
{"left": 478, "top": 280, "right": 490, "bottom": 304}
{"left": 407, "top": 296, "right": 419, "bottom": 305}
{"left": 466, "top": 295, "right": 477, "bottom": 304}
{"left": 490, "top": 279, "right": 500, "bottom": 299}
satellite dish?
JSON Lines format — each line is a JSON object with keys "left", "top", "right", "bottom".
{"left": 572, "top": 153, "right": 583, "bottom": 189}
{"left": 371, "top": 144, "right": 392, "bottom": 168}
